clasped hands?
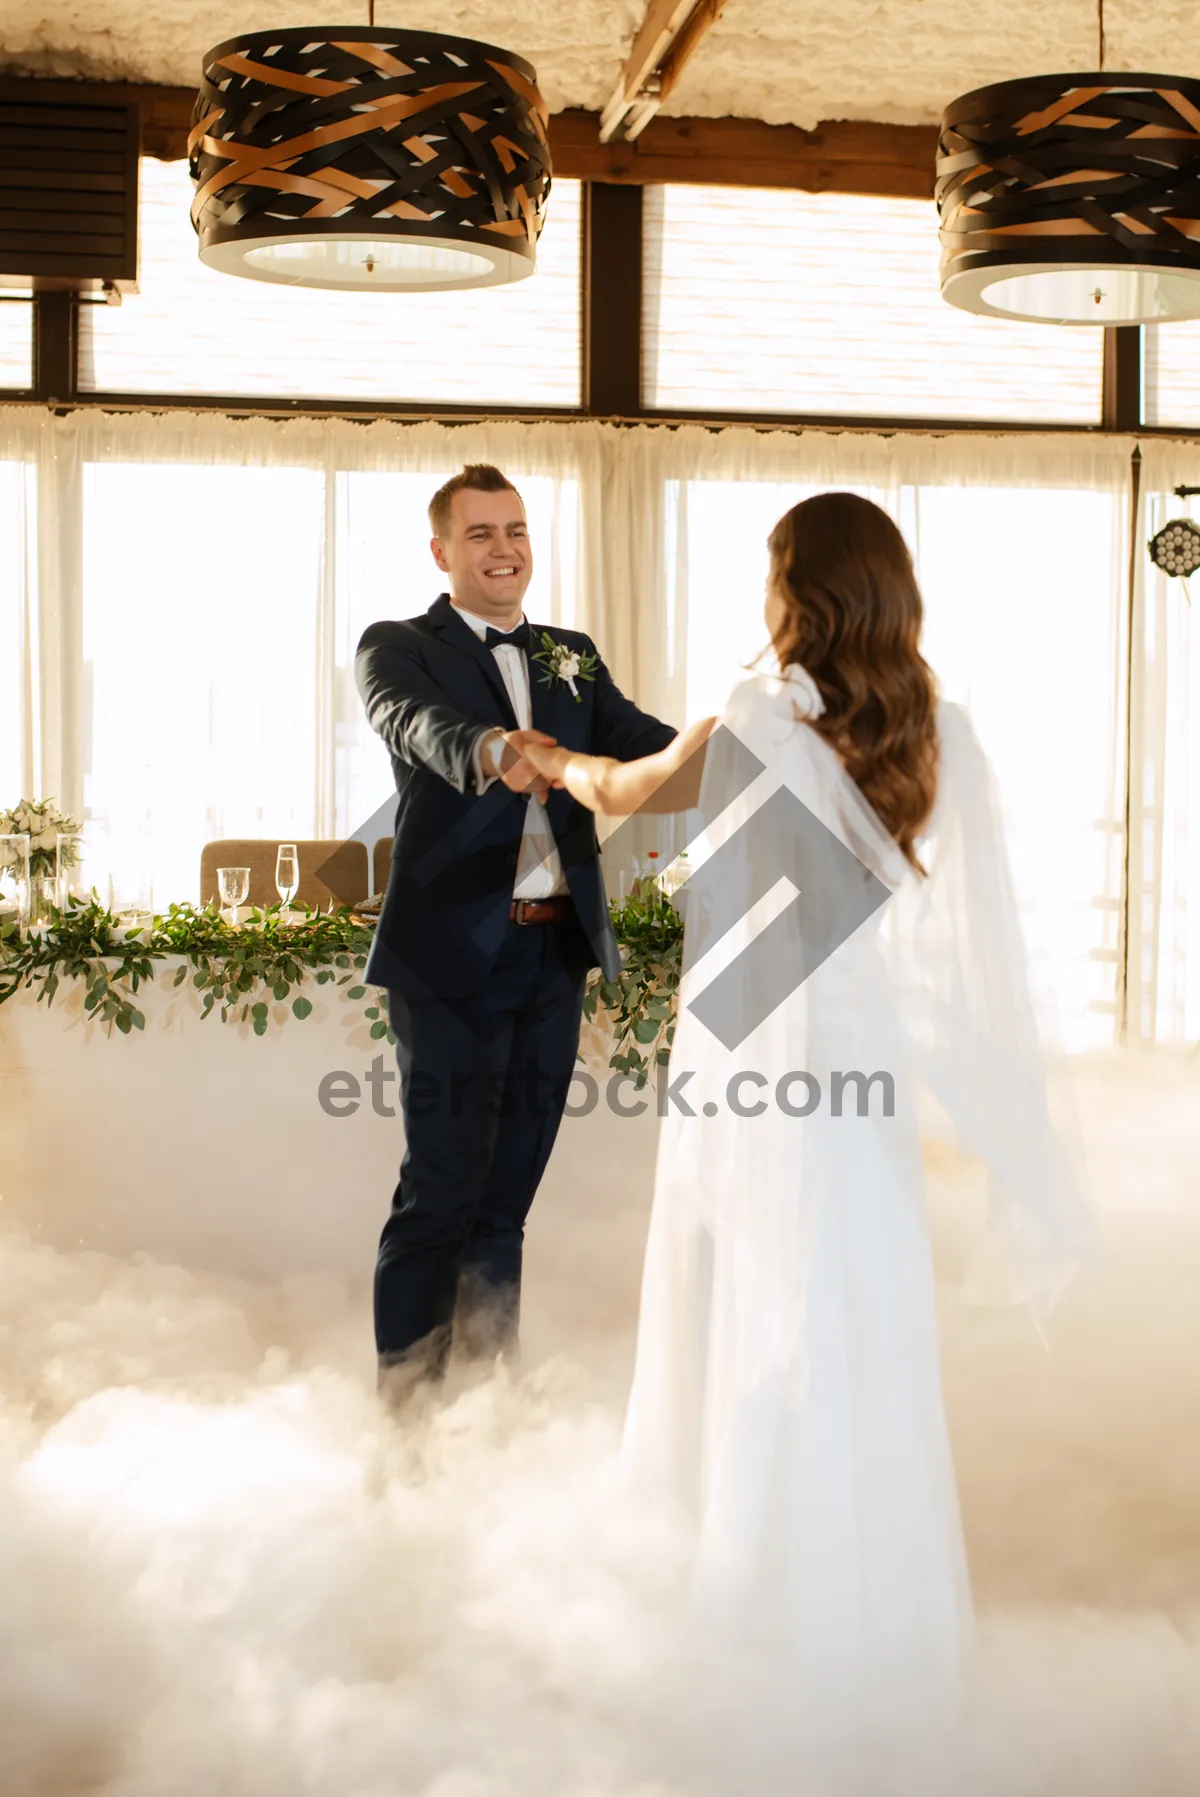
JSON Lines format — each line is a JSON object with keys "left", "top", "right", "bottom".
{"left": 492, "top": 729, "right": 571, "bottom": 800}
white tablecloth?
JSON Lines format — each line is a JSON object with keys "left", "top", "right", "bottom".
{"left": 0, "top": 962, "right": 661, "bottom": 1349}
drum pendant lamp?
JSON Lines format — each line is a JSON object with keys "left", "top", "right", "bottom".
{"left": 938, "top": 8, "right": 1200, "bottom": 324}
{"left": 189, "top": 23, "right": 552, "bottom": 292}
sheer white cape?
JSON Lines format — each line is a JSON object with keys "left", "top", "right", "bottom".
{"left": 621, "top": 667, "right": 1094, "bottom": 1729}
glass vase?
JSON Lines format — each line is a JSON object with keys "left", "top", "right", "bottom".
{"left": 27, "top": 870, "right": 57, "bottom": 926}
{"left": 0, "top": 834, "right": 31, "bottom": 931}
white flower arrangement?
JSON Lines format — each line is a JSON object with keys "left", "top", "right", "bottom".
{"left": 0, "top": 798, "right": 81, "bottom": 876}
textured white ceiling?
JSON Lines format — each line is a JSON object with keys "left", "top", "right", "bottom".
{"left": 673, "top": 0, "right": 1200, "bottom": 129}
{"left": 0, "top": 0, "right": 1195, "bottom": 128}
{"left": 0, "top": 2, "right": 638, "bottom": 114}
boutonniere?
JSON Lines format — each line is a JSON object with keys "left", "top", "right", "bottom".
{"left": 530, "top": 632, "right": 598, "bottom": 703}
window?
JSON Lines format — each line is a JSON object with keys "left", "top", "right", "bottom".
{"left": 1144, "top": 324, "right": 1200, "bottom": 428}
{"left": 78, "top": 159, "right": 582, "bottom": 406}
{"left": 914, "top": 485, "right": 1124, "bottom": 1048}
{"left": 80, "top": 461, "right": 326, "bottom": 906}
{"left": 0, "top": 301, "right": 32, "bottom": 391}
{"left": 644, "top": 186, "right": 1104, "bottom": 425}
{"left": 73, "top": 450, "right": 582, "bottom": 904}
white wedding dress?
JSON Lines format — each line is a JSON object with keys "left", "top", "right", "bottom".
{"left": 622, "top": 666, "right": 1092, "bottom": 1737}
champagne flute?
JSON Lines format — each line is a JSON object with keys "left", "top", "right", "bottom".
{"left": 217, "top": 865, "right": 250, "bottom": 928}
{"left": 275, "top": 843, "right": 299, "bottom": 913}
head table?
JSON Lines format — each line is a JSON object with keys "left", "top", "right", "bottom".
{"left": 0, "top": 906, "right": 666, "bottom": 1371}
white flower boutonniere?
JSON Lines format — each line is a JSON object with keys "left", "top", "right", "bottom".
{"left": 530, "top": 632, "right": 599, "bottom": 703}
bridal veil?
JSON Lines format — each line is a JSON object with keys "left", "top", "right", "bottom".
{"left": 621, "top": 666, "right": 1094, "bottom": 1726}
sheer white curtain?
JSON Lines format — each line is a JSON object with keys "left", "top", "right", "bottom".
{"left": 0, "top": 453, "right": 35, "bottom": 806}
{"left": 0, "top": 407, "right": 1132, "bottom": 1047}
{"left": 1127, "top": 441, "right": 1200, "bottom": 1044}
{"left": 0, "top": 409, "right": 603, "bottom": 906}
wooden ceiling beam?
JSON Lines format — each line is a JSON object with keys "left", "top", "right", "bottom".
{"left": 554, "top": 110, "right": 938, "bottom": 200}
{"left": 0, "top": 77, "right": 938, "bottom": 200}
{"left": 598, "top": 0, "right": 729, "bottom": 143}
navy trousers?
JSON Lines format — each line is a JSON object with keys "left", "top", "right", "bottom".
{"left": 376, "top": 911, "right": 590, "bottom": 1371}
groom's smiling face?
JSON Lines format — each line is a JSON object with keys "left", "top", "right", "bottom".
{"left": 431, "top": 487, "right": 533, "bottom": 621}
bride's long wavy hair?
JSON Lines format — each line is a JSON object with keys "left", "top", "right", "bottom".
{"left": 766, "top": 492, "right": 939, "bottom": 870}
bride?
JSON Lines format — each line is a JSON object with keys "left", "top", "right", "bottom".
{"left": 523, "top": 492, "right": 1092, "bottom": 1734}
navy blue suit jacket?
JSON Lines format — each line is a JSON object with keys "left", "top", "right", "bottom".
{"left": 356, "top": 594, "right": 677, "bottom": 998}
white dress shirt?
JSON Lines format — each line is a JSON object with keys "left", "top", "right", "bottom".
{"left": 450, "top": 602, "right": 569, "bottom": 900}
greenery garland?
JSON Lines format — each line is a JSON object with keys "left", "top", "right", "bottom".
{"left": 0, "top": 898, "right": 387, "bottom": 1040}
{"left": 0, "top": 883, "right": 685, "bottom": 1073}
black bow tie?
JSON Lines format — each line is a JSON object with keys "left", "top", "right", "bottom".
{"left": 482, "top": 619, "right": 531, "bottom": 651}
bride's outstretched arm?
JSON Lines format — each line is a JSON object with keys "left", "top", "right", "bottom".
{"left": 524, "top": 716, "right": 716, "bottom": 814}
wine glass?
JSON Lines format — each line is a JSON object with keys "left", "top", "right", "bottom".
{"left": 217, "top": 865, "right": 251, "bottom": 927}
{"left": 275, "top": 843, "right": 299, "bottom": 913}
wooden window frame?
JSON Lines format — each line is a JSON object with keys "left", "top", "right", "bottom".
{"left": 0, "top": 80, "right": 1154, "bottom": 430}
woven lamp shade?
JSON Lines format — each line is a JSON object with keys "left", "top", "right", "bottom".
{"left": 937, "top": 74, "right": 1200, "bottom": 324}
{"left": 189, "top": 27, "right": 551, "bottom": 291}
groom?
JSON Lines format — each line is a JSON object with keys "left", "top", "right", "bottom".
{"left": 357, "top": 463, "right": 676, "bottom": 1399}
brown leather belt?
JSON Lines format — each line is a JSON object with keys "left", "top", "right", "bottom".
{"left": 509, "top": 896, "right": 573, "bottom": 924}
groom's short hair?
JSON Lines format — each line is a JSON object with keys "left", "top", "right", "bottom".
{"left": 428, "top": 463, "right": 522, "bottom": 537}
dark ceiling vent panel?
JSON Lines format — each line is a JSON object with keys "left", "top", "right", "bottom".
{"left": 0, "top": 82, "right": 139, "bottom": 292}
